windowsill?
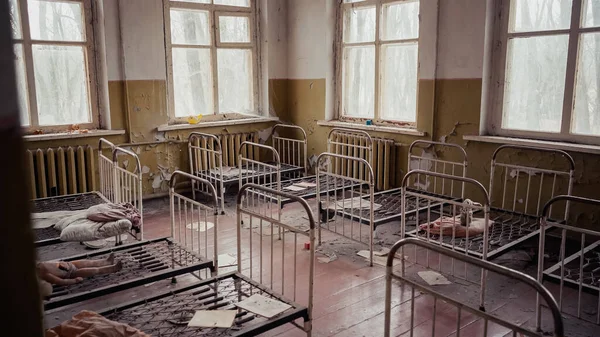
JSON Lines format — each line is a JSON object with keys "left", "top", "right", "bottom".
{"left": 317, "top": 120, "right": 427, "bottom": 137}
{"left": 24, "top": 129, "right": 126, "bottom": 142}
{"left": 463, "top": 135, "right": 600, "bottom": 155}
{"left": 157, "top": 116, "right": 279, "bottom": 132}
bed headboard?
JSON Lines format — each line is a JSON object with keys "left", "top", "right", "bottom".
{"left": 112, "top": 146, "right": 144, "bottom": 240}
{"left": 272, "top": 124, "right": 308, "bottom": 176}
{"left": 408, "top": 140, "right": 468, "bottom": 199}
{"left": 236, "top": 183, "right": 315, "bottom": 320}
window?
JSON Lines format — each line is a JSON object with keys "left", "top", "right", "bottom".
{"left": 338, "top": 0, "right": 420, "bottom": 124}
{"left": 164, "top": 0, "right": 258, "bottom": 120}
{"left": 9, "top": 0, "right": 98, "bottom": 131}
{"left": 491, "top": 0, "right": 600, "bottom": 144}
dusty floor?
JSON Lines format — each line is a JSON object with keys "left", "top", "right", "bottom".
{"left": 42, "top": 192, "right": 597, "bottom": 336}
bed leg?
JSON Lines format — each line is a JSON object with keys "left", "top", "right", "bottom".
{"left": 304, "top": 321, "right": 312, "bottom": 337}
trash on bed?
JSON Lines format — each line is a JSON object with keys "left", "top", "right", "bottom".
{"left": 188, "top": 310, "right": 236, "bottom": 328}
{"left": 213, "top": 167, "right": 256, "bottom": 179}
{"left": 236, "top": 294, "right": 292, "bottom": 318}
{"left": 283, "top": 185, "right": 306, "bottom": 192}
{"left": 418, "top": 270, "right": 452, "bottom": 285}
{"left": 295, "top": 181, "right": 317, "bottom": 188}
{"left": 186, "top": 221, "right": 215, "bottom": 232}
{"left": 218, "top": 253, "right": 237, "bottom": 267}
{"left": 334, "top": 197, "right": 382, "bottom": 211}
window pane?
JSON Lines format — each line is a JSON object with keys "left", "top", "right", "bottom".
{"left": 214, "top": 0, "right": 250, "bottom": 7}
{"left": 572, "top": 33, "right": 600, "bottom": 135}
{"left": 219, "top": 16, "right": 250, "bottom": 43}
{"left": 172, "top": 48, "right": 214, "bottom": 117}
{"left": 32, "top": 45, "right": 91, "bottom": 125}
{"left": 342, "top": 46, "right": 375, "bottom": 118}
{"left": 170, "top": 9, "right": 210, "bottom": 46}
{"left": 344, "top": 0, "right": 365, "bottom": 3}
{"left": 13, "top": 44, "right": 30, "bottom": 126}
{"left": 381, "top": 43, "right": 418, "bottom": 122}
{"left": 9, "top": 0, "right": 21, "bottom": 39}
{"left": 29, "top": 0, "right": 84, "bottom": 42}
{"left": 381, "top": 1, "right": 419, "bottom": 41}
{"left": 217, "top": 49, "right": 253, "bottom": 114}
{"left": 510, "top": 0, "right": 572, "bottom": 33}
{"left": 503, "top": 36, "right": 568, "bottom": 132}
{"left": 582, "top": 0, "right": 600, "bottom": 27}
{"left": 344, "top": 6, "right": 376, "bottom": 43}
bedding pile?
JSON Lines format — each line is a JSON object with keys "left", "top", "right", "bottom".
{"left": 418, "top": 215, "right": 494, "bottom": 238}
{"left": 46, "top": 310, "right": 149, "bottom": 337}
{"left": 32, "top": 203, "right": 141, "bottom": 242}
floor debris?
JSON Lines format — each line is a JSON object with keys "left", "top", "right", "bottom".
{"left": 357, "top": 250, "right": 402, "bottom": 266}
{"left": 218, "top": 253, "right": 237, "bottom": 267}
{"left": 417, "top": 270, "right": 451, "bottom": 285}
{"left": 317, "top": 251, "right": 338, "bottom": 264}
{"left": 186, "top": 221, "right": 214, "bottom": 232}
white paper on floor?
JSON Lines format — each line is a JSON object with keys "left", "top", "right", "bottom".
{"left": 105, "top": 234, "right": 128, "bottom": 242}
{"left": 188, "top": 310, "right": 237, "bottom": 328}
{"left": 283, "top": 185, "right": 306, "bottom": 192}
{"left": 295, "top": 181, "right": 317, "bottom": 188}
{"left": 357, "top": 250, "right": 402, "bottom": 266}
{"left": 334, "top": 197, "right": 382, "bottom": 211}
{"left": 218, "top": 253, "right": 237, "bottom": 267}
{"left": 186, "top": 221, "right": 215, "bottom": 232}
{"left": 253, "top": 224, "right": 289, "bottom": 236}
{"left": 236, "top": 294, "right": 292, "bottom": 318}
{"left": 317, "top": 252, "right": 338, "bottom": 264}
{"left": 418, "top": 270, "right": 452, "bottom": 285}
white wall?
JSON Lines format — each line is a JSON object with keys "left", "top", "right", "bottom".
{"left": 267, "top": 0, "right": 289, "bottom": 79}
{"left": 287, "top": 0, "right": 327, "bottom": 79}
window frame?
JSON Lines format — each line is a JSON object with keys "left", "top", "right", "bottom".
{"left": 335, "top": 0, "right": 421, "bottom": 126}
{"left": 12, "top": 0, "right": 99, "bottom": 133}
{"left": 489, "top": 0, "right": 600, "bottom": 145}
{"left": 163, "top": 0, "right": 260, "bottom": 124}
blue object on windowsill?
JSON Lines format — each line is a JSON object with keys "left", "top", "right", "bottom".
{"left": 366, "top": 120, "right": 373, "bottom": 126}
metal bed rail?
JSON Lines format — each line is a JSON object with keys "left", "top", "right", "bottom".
{"left": 170, "top": 170, "right": 219, "bottom": 279}
{"left": 237, "top": 183, "right": 316, "bottom": 336}
{"left": 113, "top": 146, "right": 143, "bottom": 240}
{"left": 489, "top": 145, "right": 575, "bottom": 219}
{"left": 327, "top": 128, "right": 374, "bottom": 180}
{"left": 316, "top": 152, "right": 375, "bottom": 266}
{"left": 537, "top": 195, "right": 600, "bottom": 327}
{"left": 408, "top": 140, "right": 468, "bottom": 200}
{"left": 402, "top": 170, "right": 491, "bottom": 257}
{"left": 385, "top": 238, "right": 564, "bottom": 337}
{"left": 188, "top": 132, "right": 226, "bottom": 214}
{"left": 272, "top": 124, "right": 308, "bottom": 177}
{"left": 98, "top": 138, "right": 117, "bottom": 202}
{"left": 238, "top": 141, "right": 283, "bottom": 221}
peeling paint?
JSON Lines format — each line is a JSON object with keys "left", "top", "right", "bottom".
{"left": 409, "top": 150, "right": 435, "bottom": 171}
{"left": 509, "top": 168, "right": 537, "bottom": 179}
{"left": 142, "top": 166, "right": 150, "bottom": 174}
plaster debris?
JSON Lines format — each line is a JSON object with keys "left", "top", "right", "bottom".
{"left": 317, "top": 252, "right": 338, "bottom": 264}
{"left": 258, "top": 127, "right": 274, "bottom": 144}
{"left": 135, "top": 146, "right": 142, "bottom": 155}
{"left": 357, "top": 250, "right": 402, "bottom": 266}
{"left": 122, "top": 160, "right": 129, "bottom": 168}
{"left": 152, "top": 175, "right": 162, "bottom": 189}
{"left": 418, "top": 270, "right": 451, "bottom": 286}
{"left": 218, "top": 253, "right": 237, "bottom": 267}
{"left": 155, "top": 132, "right": 167, "bottom": 142}
{"left": 186, "top": 221, "right": 214, "bottom": 232}
{"left": 142, "top": 166, "right": 151, "bottom": 174}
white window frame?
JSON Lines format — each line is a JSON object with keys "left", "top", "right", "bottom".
{"left": 163, "top": 0, "right": 260, "bottom": 123}
{"left": 335, "top": 0, "right": 420, "bottom": 126}
{"left": 488, "top": 0, "right": 600, "bottom": 145}
{"left": 11, "top": 0, "right": 99, "bottom": 133}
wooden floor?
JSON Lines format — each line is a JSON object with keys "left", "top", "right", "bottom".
{"left": 43, "top": 196, "right": 596, "bottom": 337}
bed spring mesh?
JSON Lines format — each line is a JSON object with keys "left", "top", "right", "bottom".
{"left": 32, "top": 193, "right": 107, "bottom": 213}
{"left": 196, "top": 163, "right": 301, "bottom": 183}
{"left": 49, "top": 240, "right": 205, "bottom": 298}
{"left": 104, "top": 275, "right": 302, "bottom": 337}
{"left": 411, "top": 208, "right": 539, "bottom": 256}
{"left": 547, "top": 243, "right": 600, "bottom": 290}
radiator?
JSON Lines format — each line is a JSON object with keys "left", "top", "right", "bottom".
{"left": 329, "top": 133, "right": 396, "bottom": 190}
{"left": 26, "top": 146, "right": 96, "bottom": 199}
{"left": 218, "top": 131, "right": 259, "bottom": 167}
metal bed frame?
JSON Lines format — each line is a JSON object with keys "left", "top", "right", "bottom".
{"left": 44, "top": 171, "right": 218, "bottom": 311}
{"left": 385, "top": 238, "right": 564, "bottom": 337}
{"left": 99, "top": 184, "right": 315, "bottom": 337}
{"left": 264, "top": 128, "right": 373, "bottom": 205}
{"left": 338, "top": 140, "right": 468, "bottom": 228}
{"left": 316, "top": 152, "right": 375, "bottom": 266}
{"left": 537, "top": 195, "right": 600, "bottom": 328}
{"left": 189, "top": 127, "right": 307, "bottom": 213}
{"left": 403, "top": 170, "right": 493, "bottom": 259}
{"left": 33, "top": 139, "right": 144, "bottom": 248}
{"left": 485, "top": 145, "right": 575, "bottom": 257}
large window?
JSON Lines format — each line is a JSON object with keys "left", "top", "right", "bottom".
{"left": 491, "top": 0, "right": 600, "bottom": 143}
{"left": 9, "top": 0, "right": 98, "bottom": 131}
{"left": 164, "top": 0, "right": 258, "bottom": 120}
{"left": 338, "top": 0, "right": 420, "bottom": 124}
